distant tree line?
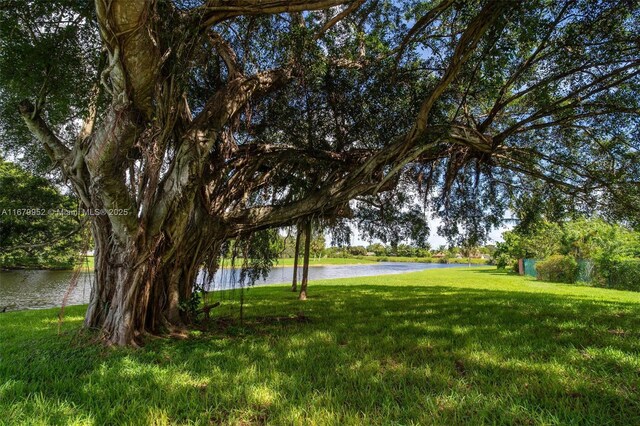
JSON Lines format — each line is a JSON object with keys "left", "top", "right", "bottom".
{"left": 318, "top": 242, "right": 494, "bottom": 263}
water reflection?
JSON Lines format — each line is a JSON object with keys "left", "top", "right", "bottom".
{"left": 0, "top": 270, "right": 95, "bottom": 312}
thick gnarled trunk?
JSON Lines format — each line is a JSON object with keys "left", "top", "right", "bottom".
{"left": 84, "top": 216, "right": 204, "bottom": 346}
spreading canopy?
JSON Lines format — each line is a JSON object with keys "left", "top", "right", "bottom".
{"left": 1, "top": 0, "right": 639, "bottom": 344}
{"left": 2, "top": 0, "right": 637, "bottom": 237}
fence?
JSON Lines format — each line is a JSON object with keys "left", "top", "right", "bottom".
{"left": 523, "top": 258, "right": 537, "bottom": 277}
{"left": 522, "top": 258, "right": 594, "bottom": 282}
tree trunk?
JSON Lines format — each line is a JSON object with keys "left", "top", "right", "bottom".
{"left": 299, "top": 220, "right": 312, "bottom": 301}
{"left": 83, "top": 215, "right": 205, "bottom": 346}
{"left": 291, "top": 224, "right": 302, "bottom": 292}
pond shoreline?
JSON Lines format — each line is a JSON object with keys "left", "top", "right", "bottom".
{"left": 1, "top": 263, "right": 474, "bottom": 312}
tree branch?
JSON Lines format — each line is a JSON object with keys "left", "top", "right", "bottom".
{"left": 207, "top": 31, "right": 242, "bottom": 78}
{"left": 197, "top": 0, "right": 353, "bottom": 27}
{"left": 394, "top": 0, "right": 455, "bottom": 63}
{"left": 223, "top": 179, "right": 373, "bottom": 233}
{"left": 148, "top": 68, "right": 295, "bottom": 236}
{"left": 18, "top": 100, "right": 71, "bottom": 163}
{"left": 190, "top": 67, "right": 294, "bottom": 132}
{"left": 495, "top": 63, "right": 640, "bottom": 142}
{"left": 314, "top": 0, "right": 365, "bottom": 40}
{"left": 478, "top": 0, "right": 573, "bottom": 132}
{"left": 219, "top": 3, "right": 508, "bottom": 232}
{"left": 77, "top": 84, "right": 101, "bottom": 143}
{"left": 95, "top": 0, "right": 159, "bottom": 115}
{"left": 406, "top": 0, "right": 506, "bottom": 141}
{"left": 479, "top": 58, "right": 637, "bottom": 132}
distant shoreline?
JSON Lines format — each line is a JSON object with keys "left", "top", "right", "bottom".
{"left": 1, "top": 255, "right": 488, "bottom": 272}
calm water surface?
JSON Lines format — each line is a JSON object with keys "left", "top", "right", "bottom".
{"left": 0, "top": 262, "right": 463, "bottom": 311}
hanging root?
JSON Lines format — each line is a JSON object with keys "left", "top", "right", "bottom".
{"left": 196, "top": 301, "right": 221, "bottom": 320}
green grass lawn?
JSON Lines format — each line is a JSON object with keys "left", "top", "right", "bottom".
{"left": 1, "top": 268, "right": 639, "bottom": 425}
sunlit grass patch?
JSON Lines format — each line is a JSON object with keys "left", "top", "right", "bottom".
{"left": 1, "top": 268, "right": 639, "bottom": 425}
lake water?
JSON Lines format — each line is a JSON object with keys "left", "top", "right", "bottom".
{"left": 0, "top": 262, "right": 463, "bottom": 311}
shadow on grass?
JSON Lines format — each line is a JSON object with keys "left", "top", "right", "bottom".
{"left": 1, "top": 281, "right": 639, "bottom": 425}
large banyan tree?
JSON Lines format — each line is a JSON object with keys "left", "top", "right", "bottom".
{"left": 1, "top": 0, "right": 638, "bottom": 345}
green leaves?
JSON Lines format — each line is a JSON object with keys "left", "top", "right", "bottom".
{"left": 0, "top": 159, "right": 84, "bottom": 269}
{"left": 499, "top": 217, "right": 639, "bottom": 262}
{"left": 0, "top": 0, "right": 99, "bottom": 171}
{"left": 1, "top": 0, "right": 638, "bottom": 247}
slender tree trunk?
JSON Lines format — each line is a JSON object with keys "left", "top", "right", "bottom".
{"left": 291, "top": 224, "right": 302, "bottom": 292}
{"left": 299, "top": 220, "right": 312, "bottom": 301}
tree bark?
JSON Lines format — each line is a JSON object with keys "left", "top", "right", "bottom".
{"left": 292, "top": 223, "right": 302, "bottom": 292}
{"left": 83, "top": 215, "right": 206, "bottom": 346}
{"left": 299, "top": 220, "right": 312, "bottom": 301}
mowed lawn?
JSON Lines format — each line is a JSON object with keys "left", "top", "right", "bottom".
{"left": 1, "top": 268, "right": 639, "bottom": 425}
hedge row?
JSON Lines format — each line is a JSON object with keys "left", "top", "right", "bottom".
{"left": 535, "top": 255, "right": 579, "bottom": 284}
{"left": 534, "top": 255, "right": 639, "bottom": 291}
{"left": 602, "top": 259, "right": 640, "bottom": 292}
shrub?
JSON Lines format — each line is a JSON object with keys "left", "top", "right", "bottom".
{"left": 415, "top": 249, "right": 430, "bottom": 258}
{"left": 494, "top": 253, "right": 513, "bottom": 269}
{"left": 536, "top": 255, "right": 578, "bottom": 283}
{"left": 348, "top": 246, "right": 368, "bottom": 256}
{"left": 598, "top": 259, "right": 640, "bottom": 292}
